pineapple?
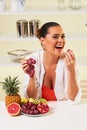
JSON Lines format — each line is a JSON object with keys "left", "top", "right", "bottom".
{"left": 0, "top": 76, "right": 21, "bottom": 107}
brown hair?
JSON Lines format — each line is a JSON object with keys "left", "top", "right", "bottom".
{"left": 37, "top": 22, "right": 60, "bottom": 39}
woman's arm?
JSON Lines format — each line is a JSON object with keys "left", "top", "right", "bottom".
{"left": 67, "top": 69, "right": 79, "bottom": 101}
{"left": 22, "top": 58, "right": 38, "bottom": 98}
{"left": 64, "top": 50, "right": 79, "bottom": 101}
{"left": 27, "top": 76, "right": 38, "bottom": 98}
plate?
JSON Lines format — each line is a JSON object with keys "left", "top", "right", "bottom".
{"left": 21, "top": 108, "right": 52, "bottom": 117}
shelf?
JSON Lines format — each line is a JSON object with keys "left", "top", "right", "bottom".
{"left": 0, "top": 34, "right": 87, "bottom": 41}
{"left": 0, "top": 35, "right": 39, "bottom": 41}
{"left": 0, "top": 7, "right": 87, "bottom": 15}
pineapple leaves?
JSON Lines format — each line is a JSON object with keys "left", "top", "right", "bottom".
{"left": 0, "top": 76, "right": 21, "bottom": 96}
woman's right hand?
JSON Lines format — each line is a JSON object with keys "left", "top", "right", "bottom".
{"left": 22, "top": 58, "right": 36, "bottom": 78}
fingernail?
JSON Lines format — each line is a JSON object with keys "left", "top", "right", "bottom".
{"left": 67, "top": 49, "right": 71, "bottom": 52}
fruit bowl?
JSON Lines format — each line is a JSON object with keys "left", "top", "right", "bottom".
{"left": 21, "top": 109, "right": 50, "bottom": 117}
{"left": 20, "top": 98, "right": 50, "bottom": 117}
{"left": 7, "top": 49, "right": 33, "bottom": 63}
{"left": 21, "top": 102, "right": 50, "bottom": 117}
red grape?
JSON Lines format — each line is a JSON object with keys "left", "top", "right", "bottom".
{"left": 32, "top": 59, "right": 36, "bottom": 64}
{"left": 26, "top": 58, "right": 36, "bottom": 78}
{"left": 27, "top": 58, "right": 36, "bottom": 65}
{"left": 21, "top": 101, "right": 49, "bottom": 115}
{"left": 27, "top": 58, "right": 33, "bottom": 65}
{"left": 33, "top": 110, "right": 39, "bottom": 114}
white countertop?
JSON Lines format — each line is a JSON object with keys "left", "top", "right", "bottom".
{"left": 0, "top": 101, "right": 87, "bottom": 130}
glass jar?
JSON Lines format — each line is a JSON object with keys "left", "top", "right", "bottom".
{"left": 11, "top": 0, "right": 18, "bottom": 11}
{"left": 0, "top": 0, "right": 6, "bottom": 11}
{"left": 29, "top": 20, "right": 40, "bottom": 37}
{"left": 11, "top": 0, "right": 26, "bottom": 11}
{"left": 57, "top": 0, "right": 66, "bottom": 10}
{"left": 17, "top": 0, "right": 26, "bottom": 11}
{"left": 16, "top": 20, "right": 28, "bottom": 38}
{"left": 69, "top": 0, "right": 81, "bottom": 10}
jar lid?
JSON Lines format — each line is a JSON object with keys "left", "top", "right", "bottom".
{"left": 16, "top": 20, "right": 28, "bottom": 24}
{"left": 29, "top": 19, "right": 40, "bottom": 24}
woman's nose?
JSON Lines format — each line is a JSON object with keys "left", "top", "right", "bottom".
{"left": 58, "top": 36, "right": 63, "bottom": 42}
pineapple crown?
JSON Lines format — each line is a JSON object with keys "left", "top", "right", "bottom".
{"left": 0, "top": 76, "right": 20, "bottom": 96}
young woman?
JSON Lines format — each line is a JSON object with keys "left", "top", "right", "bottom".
{"left": 22, "top": 22, "right": 81, "bottom": 103}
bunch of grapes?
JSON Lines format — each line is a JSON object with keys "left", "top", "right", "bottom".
{"left": 26, "top": 58, "right": 36, "bottom": 78}
{"left": 21, "top": 101, "right": 49, "bottom": 115}
{"left": 21, "top": 102, "right": 40, "bottom": 115}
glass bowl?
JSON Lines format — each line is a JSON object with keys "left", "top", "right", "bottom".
{"left": 7, "top": 49, "right": 32, "bottom": 63}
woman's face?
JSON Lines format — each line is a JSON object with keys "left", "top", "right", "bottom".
{"left": 40, "top": 26, "right": 65, "bottom": 57}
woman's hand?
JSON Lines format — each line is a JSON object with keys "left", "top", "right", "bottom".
{"left": 64, "top": 49, "right": 76, "bottom": 72}
{"left": 22, "top": 58, "right": 36, "bottom": 78}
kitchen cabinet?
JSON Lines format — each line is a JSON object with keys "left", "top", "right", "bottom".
{"left": 0, "top": 0, "right": 87, "bottom": 100}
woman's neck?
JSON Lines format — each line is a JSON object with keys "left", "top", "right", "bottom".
{"left": 43, "top": 51, "right": 60, "bottom": 66}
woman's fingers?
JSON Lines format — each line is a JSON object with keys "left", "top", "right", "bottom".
{"left": 64, "top": 49, "right": 76, "bottom": 71}
{"left": 66, "top": 50, "right": 75, "bottom": 62}
{"left": 67, "top": 49, "right": 75, "bottom": 60}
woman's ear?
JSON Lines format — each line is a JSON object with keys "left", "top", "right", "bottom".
{"left": 40, "top": 37, "right": 45, "bottom": 46}
{"left": 40, "top": 38, "right": 46, "bottom": 50}
{"left": 40, "top": 37, "right": 45, "bottom": 43}
{"left": 41, "top": 42, "right": 46, "bottom": 50}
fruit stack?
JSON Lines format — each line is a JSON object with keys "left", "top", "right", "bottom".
{"left": 0, "top": 75, "right": 49, "bottom": 116}
{"left": 21, "top": 98, "right": 49, "bottom": 115}
{"left": 6, "top": 98, "right": 49, "bottom": 116}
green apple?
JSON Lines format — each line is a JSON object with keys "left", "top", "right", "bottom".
{"left": 39, "top": 98, "right": 48, "bottom": 104}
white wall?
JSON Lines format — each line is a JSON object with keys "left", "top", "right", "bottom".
{"left": 0, "top": 0, "right": 87, "bottom": 100}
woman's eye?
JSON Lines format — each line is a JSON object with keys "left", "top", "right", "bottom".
{"left": 53, "top": 35, "right": 65, "bottom": 39}
{"left": 61, "top": 35, "right": 65, "bottom": 39}
{"left": 53, "top": 36, "right": 59, "bottom": 39}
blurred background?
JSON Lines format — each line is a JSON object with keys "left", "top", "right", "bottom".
{"left": 0, "top": 0, "right": 87, "bottom": 100}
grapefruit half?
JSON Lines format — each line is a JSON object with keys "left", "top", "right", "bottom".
{"left": 7, "top": 103, "right": 21, "bottom": 116}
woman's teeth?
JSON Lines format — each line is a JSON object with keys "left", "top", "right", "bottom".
{"left": 56, "top": 46, "right": 62, "bottom": 49}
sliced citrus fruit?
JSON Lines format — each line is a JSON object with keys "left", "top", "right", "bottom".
{"left": 7, "top": 103, "right": 21, "bottom": 116}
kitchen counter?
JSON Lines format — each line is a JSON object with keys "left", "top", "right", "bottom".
{"left": 0, "top": 101, "right": 87, "bottom": 130}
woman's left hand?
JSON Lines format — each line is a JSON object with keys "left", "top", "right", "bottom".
{"left": 64, "top": 49, "right": 76, "bottom": 72}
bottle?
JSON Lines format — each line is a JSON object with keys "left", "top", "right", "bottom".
{"left": 17, "top": 0, "right": 26, "bottom": 11}
{"left": 57, "top": 0, "right": 66, "bottom": 10}
{"left": 69, "top": 0, "right": 81, "bottom": 10}
{"left": 11, "top": 0, "right": 18, "bottom": 11}
{"left": 11, "top": 0, "right": 26, "bottom": 11}
{"left": 0, "top": 0, "right": 6, "bottom": 11}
